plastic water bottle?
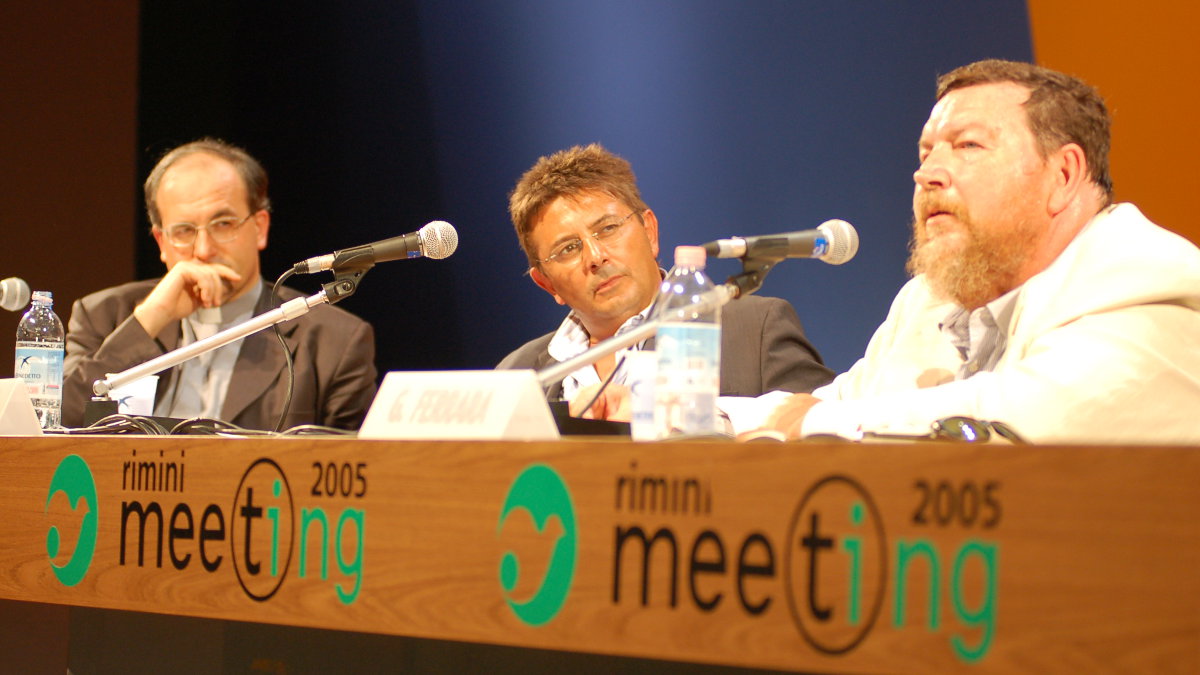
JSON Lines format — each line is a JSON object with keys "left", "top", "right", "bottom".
{"left": 15, "top": 291, "right": 65, "bottom": 429}
{"left": 651, "top": 245, "right": 721, "bottom": 438}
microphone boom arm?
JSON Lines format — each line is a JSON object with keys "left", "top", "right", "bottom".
{"left": 92, "top": 288, "right": 336, "bottom": 398}
{"left": 536, "top": 319, "right": 659, "bottom": 389}
{"left": 536, "top": 256, "right": 786, "bottom": 390}
{"left": 537, "top": 283, "right": 738, "bottom": 389}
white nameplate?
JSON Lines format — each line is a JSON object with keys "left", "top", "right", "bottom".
{"left": 359, "top": 370, "right": 559, "bottom": 441}
{"left": 0, "top": 378, "right": 44, "bottom": 436}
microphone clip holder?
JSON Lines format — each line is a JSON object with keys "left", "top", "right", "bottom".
{"left": 321, "top": 265, "right": 370, "bottom": 304}
{"left": 723, "top": 256, "right": 779, "bottom": 298}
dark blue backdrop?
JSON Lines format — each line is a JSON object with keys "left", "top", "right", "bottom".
{"left": 137, "top": 1, "right": 1032, "bottom": 375}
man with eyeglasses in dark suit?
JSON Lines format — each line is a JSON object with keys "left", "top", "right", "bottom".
{"left": 497, "top": 143, "right": 833, "bottom": 418}
{"left": 62, "top": 138, "right": 377, "bottom": 430}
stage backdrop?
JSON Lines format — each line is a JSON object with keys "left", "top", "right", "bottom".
{"left": 9, "top": 1, "right": 1193, "bottom": 382}
{"left": 409, "top": 0, "right": 1033, "bottom": 371}
{"left": 136, "top": 1, "right": 1033, "bottom": 374}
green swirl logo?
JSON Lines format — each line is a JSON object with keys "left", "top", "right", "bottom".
{"left": 497, "top": 464, "right": 577, "bottom": 626}
{"left": 45, "top": 455, "right": 99, "bottom": 587}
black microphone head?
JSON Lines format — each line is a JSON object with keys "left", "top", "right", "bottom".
{"left": 816, "top": 219, "right": 858, "bottom": 265}
{"left": 418, "top": 221, "right": 458, "bottom": 259}
{"left": 1, "top": 276, "right": 31, "bottom": 312}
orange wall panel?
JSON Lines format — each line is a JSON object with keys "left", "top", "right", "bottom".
{"left": 1028, "top": 1, "right": 1200, "bottom": 244}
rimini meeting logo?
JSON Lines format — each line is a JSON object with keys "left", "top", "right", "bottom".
{"left": 497, "top": 464, "right": 577, "bottom": 626}
{"left": 783, "top": 473, "right": 999, "bottom": 663}
{"left": 784, "top": 474, "right": 887, "bottom": 655}
{"left": 45, "top": 454, "right": 99, "bottom": 587}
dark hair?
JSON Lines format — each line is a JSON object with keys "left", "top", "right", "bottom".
{"left": 937, "top": 59, "right": 1113, "bottom": 204}
{"left": 508, "top": 143, "right": 648, "bottom": 267}
{"left": 144, "top": 138, "right": 271, "bottom": 227}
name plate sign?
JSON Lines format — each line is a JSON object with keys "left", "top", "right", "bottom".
{"left": 0, "top": 378, "right": 42, "bottom": 436}
{"left": 360, "top": 370, "right": 559, "bottom": 440}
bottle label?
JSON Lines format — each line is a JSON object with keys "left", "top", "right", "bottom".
{"left": 626, "top": 350, "right": 658, "bottom": 441}
{"left": 15, "top": 342, "right": 64, "bottom": 401}
{"left": 654, "top": 322, "right": 720, "bottom": 437}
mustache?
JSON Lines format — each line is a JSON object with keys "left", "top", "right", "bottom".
{"left": 589, "top": 265, "right": 626, "bottom": 292}
{"left": 915, "top": 193, "right": 966, "bottom": 222}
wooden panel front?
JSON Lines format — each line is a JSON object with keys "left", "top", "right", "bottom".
{"left": 1, "top": 436, "right": 1197, "bottom": 673}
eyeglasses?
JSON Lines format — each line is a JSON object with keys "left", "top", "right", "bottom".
{"left": 160, "top": 212, "right": 256, "bottom": 248}
{"left": 931, "top": 416, "right": 1026, "bottom": 443}
{"left": 862, "top": 416, "right": 1027, "bottom": 444}
{"left": 536, "top": 211, "right": 641, "bottom": 266}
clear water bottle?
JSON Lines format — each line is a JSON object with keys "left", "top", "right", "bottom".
{"left": 15, "top": 291, "right": 65, "bottom": 429}
{"left": 651, "top": 245, "right": 721, "bottom": 438}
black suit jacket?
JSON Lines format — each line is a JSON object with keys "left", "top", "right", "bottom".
{"left": 62, "top": 279, "right": 377, "bottom": 430}
{"left": 496, "top": 295, "right": 833, "bottom": 400}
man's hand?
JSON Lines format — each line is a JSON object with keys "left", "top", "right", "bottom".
{"left": 133, "top": 260, "right": 242, "bottom": 338}
{"left": 763, "top": 393, "right": 822, "bottom": 439}
{"left": 569, "top": 383, "right": 633, "bottom": 422}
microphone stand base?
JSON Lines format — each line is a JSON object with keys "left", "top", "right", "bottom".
{"left": 83, "top": 398, "right": 119, "bottom": 427}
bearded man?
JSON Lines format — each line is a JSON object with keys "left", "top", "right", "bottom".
{"left": 762, "top": 59, "right": 1200, "bottom": 444}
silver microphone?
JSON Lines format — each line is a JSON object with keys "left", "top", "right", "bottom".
{"left": 1, "top": 277, "right": 31, "bottom": 312}
{"left": 294, "top": 220, "right": 458, "bottom": 274}
{"left": 702, "top": 219, "right": 859, "bottom": 265}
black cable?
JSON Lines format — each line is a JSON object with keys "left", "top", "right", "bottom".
{"left": 277, "top": 424, "right": 356, "bottom": 437}
{"left": 270, "top": 269, "right": 298, "bottom": 433}
{"left": 577, "top": 355, "right": 626, "bottom": 417}
{"left": 169, "top": 417, "right": 273, "bottom": 436}
{"left": 59, "top": 414, "right": 171, "bottom": 435}
{"left": 60, "top": 413, "right": 351, "bottom": 438}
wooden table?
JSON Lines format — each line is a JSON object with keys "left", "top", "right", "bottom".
{"left": 2, "top": 435, "right": 1197, "bottom": 673}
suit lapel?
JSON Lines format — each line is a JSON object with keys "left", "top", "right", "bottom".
{"left": 220, "top": 283, "right": 296, "bottom": 423}
{"left": 535, "top": 348, "right": 565, "bottom": 400}
{"left": 152, "top": 319, "right": 184, "bottom": 408}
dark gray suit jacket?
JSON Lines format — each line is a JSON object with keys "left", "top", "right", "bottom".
{"left": 497, "top": 295, "right": 833, "bottom": 400}
{"left": 62, "top": 279, "right": 377, "bottom": 430}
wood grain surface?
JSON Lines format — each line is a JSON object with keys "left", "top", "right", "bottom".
{"left": 2, "top": 435, "right": 1197, "bottom": 673}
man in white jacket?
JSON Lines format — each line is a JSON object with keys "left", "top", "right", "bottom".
{"left": 766, "top": 59, "right": 1200, "bottom": 444}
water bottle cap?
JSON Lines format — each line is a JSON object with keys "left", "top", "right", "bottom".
{"left": 674, "top": 245, "right": 706, "bottom": 268}
{"left": 32, "top": 291, "right": 53, "bottom": 304}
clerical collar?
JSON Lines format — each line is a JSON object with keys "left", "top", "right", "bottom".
{"left": 191, "top": 281, "right": 262, "bottom": 326}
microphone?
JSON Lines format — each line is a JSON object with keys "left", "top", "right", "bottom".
{"left": 1, "top": 277, "right": 31, "bottom": 312}
{"left": 702, "top": 219, "right": 859, "bottom": 265}
{"left": 293, "top": 220, "right": 458, "bottom": 274}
